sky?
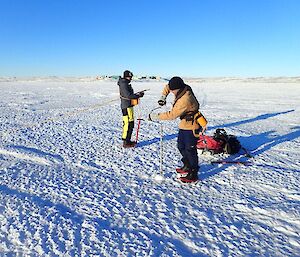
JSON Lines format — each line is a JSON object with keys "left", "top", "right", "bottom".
{"left": 0, "top": 0, "right": 300, "bottom": 77}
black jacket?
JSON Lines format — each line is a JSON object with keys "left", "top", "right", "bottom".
{"left": 117, "top": 77, "right": 139, "bottom": 109}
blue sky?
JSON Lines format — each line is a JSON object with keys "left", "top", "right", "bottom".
{"left": 1, "top": 0, "right": 299, "bottom": 77}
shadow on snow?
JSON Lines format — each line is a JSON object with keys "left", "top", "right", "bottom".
{"left": 7, "top": 145, "right": 64, "bottom": 162}
{"left": 210, "top": 109, "right": 294, "bottom": 130}
{"left": 0, "top": 184, "right": 205, "bottom": 256}
{"left": 201, "top": 125, "right": 300, "bottom": 180}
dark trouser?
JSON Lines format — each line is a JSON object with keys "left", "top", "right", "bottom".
{"left": 122, "top": 107, "right": 134, "bottom": 142}
{"left": 177, "top": 129, "right": 199, "bottom": 170}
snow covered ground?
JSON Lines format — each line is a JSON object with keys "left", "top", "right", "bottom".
{"left": 0, "top": 78, "right": 299, "bottom": 256}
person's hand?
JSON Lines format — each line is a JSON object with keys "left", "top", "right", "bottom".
{"left": 148, "top": 113, "right": 159, "bottom": 121}
{"left": 158, "top": 95, "right": 166, "bottom": 106}
{"left": 136, "top": 92, "right": 144, "bottom": 98}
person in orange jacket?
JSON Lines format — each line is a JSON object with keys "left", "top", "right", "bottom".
{"left": 149, "top": 77, "right": 206, "bottom": 183}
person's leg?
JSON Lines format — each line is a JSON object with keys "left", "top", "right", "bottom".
{"left": 122, "top": 107, "right": 136, "bottom": 147}
{"left": 185, "top": 130, "right": 199, "bottom": 170}
{"left": 177, "top": 129, "right": 191, "bottom": 170}
{"left": 122, "top": 108, "right": 129, "bottom": 141}
{"left": 180, "top": 130, "right": 199, "bottom": 182}
{"left": 126, "top": 107, "right": 134, "bottom": 142}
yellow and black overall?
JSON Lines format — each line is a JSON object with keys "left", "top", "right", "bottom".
{"left": 117, "top": 77, "right": 140, "bottom": 143}
{"left": 121, "top": 107, "right": 134, "bottom": 142}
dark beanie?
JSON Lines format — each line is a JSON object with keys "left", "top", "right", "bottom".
{"left": 123, "top": 70, "right": 133, "bottom": 78}
{"left": 168, "top": 76, "right": 185, "bottom": 90}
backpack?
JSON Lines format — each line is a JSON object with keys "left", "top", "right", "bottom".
{"left": 197, "top": 135, "right": 224, "bottom": 154}
{"left": 197, "top": 128, "right": 241, "bottom": 154}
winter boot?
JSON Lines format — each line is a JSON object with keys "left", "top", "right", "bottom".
{"left": 176, "top": 164, "right": 190, "bottom": 175}
{"left": 123, "top": 140, "right": 137, "bottom": 148}
{"left": 180, "top": 169, "right": 198, "bottom": 183}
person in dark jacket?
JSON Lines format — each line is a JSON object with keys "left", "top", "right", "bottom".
{"left": 117, "top": 70, "right": 144, "bottom": 148}
{"left": 149, "top": 77, "right": 207, "bottom": 183}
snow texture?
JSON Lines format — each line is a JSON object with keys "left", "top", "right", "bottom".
{"left": 0, "top": 78, "right": 300, "bottom": 256}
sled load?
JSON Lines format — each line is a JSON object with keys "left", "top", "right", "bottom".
{"left": 197, "top": 128, "right": 241, "bottom": 155}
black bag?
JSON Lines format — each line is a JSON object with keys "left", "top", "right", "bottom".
{"left": 213, "top": 129, "right": 241, "bottom": 154}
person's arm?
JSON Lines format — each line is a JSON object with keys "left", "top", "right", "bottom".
{"left": 158, "top": 84, "right": 170, "bottom": 106}
{"left": 162, "top": 84, "right": 170, "bottom": 96}
{"left": 158, "top": 100, "right": 188, "bottom": 120}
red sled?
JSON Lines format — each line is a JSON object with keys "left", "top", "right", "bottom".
{"left": 197, "top": 135, "right": 224, "bottom": 154}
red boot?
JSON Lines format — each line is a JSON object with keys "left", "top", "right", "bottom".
{"left": 175, "top": 164, "right": 190, "bottom": 175}
{"left": 180, "top": 169, "right": 198, "bottom": 183}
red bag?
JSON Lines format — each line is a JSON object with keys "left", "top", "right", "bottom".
{"left": 197, "top": 135, "right": 224, "bottom": 154}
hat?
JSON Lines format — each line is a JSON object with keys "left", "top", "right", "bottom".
{"left": 123, "top": 70, "right": 133, "bottom": 78}
{"left": 168, "top": 76, "right": 185, "bottom": 90}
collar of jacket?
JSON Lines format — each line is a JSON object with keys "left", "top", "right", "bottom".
{"left": 173, "top": 86, "right": 190, "bottom": 106}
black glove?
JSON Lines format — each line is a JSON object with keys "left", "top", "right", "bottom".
{"left": 136, "top": 92, "right": 144, "bottom": 98}
{"left": 158, "top": 95, "right": 166, "bottom": 106}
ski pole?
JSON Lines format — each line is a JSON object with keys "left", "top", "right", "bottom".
{"left": 136, "top": 119, "right": 141, "bottom": 142}
{"left": 159, "top": 122, "right": 164, "bottom": 175}
{"left": 134, "top": 90, "right": 151, "bottom": 143}
{"left": 242, "top": 147, "right": 252, "bottom": 158}
{"left": 152, "top": 122, "right": 164, "bottom": 182}
{"left": 135, "top": 118, "right": 143, "bottom": 143}
{"left": 211, "top": 160, "right": 252, "bottom": 165}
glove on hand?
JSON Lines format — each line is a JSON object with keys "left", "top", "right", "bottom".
{"left": 148, "top": 113, "right": 160, "bottom": 121}
{"left": 158, "top": 95, "right": 166, "bottom": 106}
{"left": 136, "top": 92, "right": 144, "bottom": 98}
